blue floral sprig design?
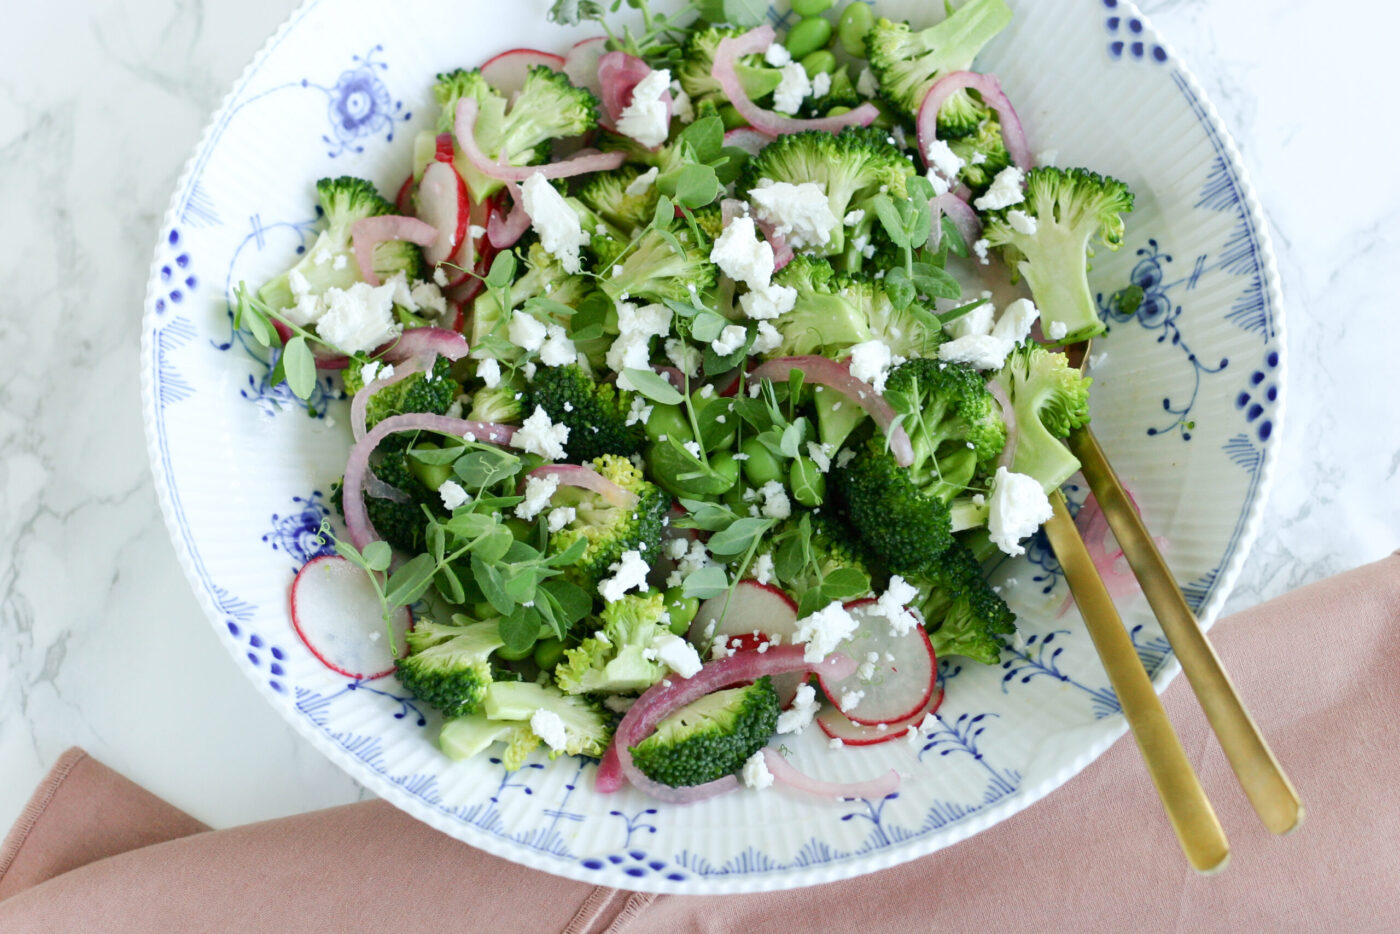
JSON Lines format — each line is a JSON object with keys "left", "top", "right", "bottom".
{"left": 301, "top": 45, "right": 410, "bottom": 157}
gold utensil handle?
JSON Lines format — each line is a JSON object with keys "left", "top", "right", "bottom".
{"left": 1043, "top": 492, "right": 1230, "bottom": 873}
{"left": 1068, "top": 426, "right": 1304, "bottom": 835}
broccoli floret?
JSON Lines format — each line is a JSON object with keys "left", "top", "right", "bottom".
{"left": 947, "top": 117, "right": 1012, "bottom": 192}
{"left": 500, "top": 725, "right": 544, "bottom": 770}
{"left": 833, "top": 274, "right": 943, "bottom": 360}
{"left": 770, "top": 257, "right": 873, "bottom": 358}
{"left": 548, "top": 454, "right": 671, "bottom": 594}
{"left": 483, "top": 681, "right": 613, "bottom": 759}
{"left": 439, "top": 713, "right": 518, "bottom": 762}
{"left": 991, "top": 342, "right": 1092, "bottom": 492}
{"left": 524, "top": 364, "right": 646, "bottom": 462}
{"left": 436, "top": 66, "right": 599, "bottom": 199}
{"left": 342, "top": 355, "right": 459, "bottom": 433}
{"left": 575, "top": 165, "right": 659, "bottom": 235}
{"left": 981, "top": 167, "right": 1135, "bottom": 344}
{"left": 740, "top": 127, "right": 913, "bottom": 256}
{"left": 471, "top": 243, "right": 591, "bottom": 356}
{"left": 689, "top": 203, "right": 726, "bottom": 242}
{"left": 630, "top": 677, "right": 780, "bottom": 787}
{"left": 468, "top": 383, "right": 525, "bottom": 423}
{"left": 395, "top": 619, "right": 506, "bottom": 718}
{"left": 676, "top": 26, "right": 784, "bottom": 109}
{"left": 911, "top": 541, "right": 1015, "bottom": 664}
{"left": 598, "top": 225, "right": 715, "bottom": 308}
{"left": 835, "top": 359, "right": 1005, "bottom": 573}
{"left": 331, "top": 446, "right": 441, "bottom": 553}
{"left": 258, "top": 176, "right": 422, "bottom": 314}
{"left": 803, "top": 66, "right": 861, "bottom": 118}
{"left": 554, "top": 590, "right": 670, "bottom": 694}
{"left": 864, "top": 0, "right": 1013, "bottom": 132}
{"left": 771, "top": 514, "right": 880, "bottom": 605}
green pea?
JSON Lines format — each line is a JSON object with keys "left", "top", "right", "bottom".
{"left": 663, "top": 587, "right": 700, "bottom": 635}
{"left": 717, "top": 104, "right": 748, "bottom": 130}
{"left": 406, "top": 442, "right": 454, "bottom": 492}
{"left": 783, "top": 16, "right": 833, "bottom": 61}
{"left": 710, "top": 451, "right": 741, "bottom": 493}
{"left": 789, "top": 457, "right": 827, "bottom": 507}
{"left": 791, "top": 0, "right": 832, "bottom": 16}
{"left": 496, "top": 640, "right": 536, "bottom": 661}
{"left": 801, "top": 49, "right": 837, "bottom": 78}
{"left": 532, "top": 637, "right": 566, "bottom": 670}
{"left": 837, "top": 1, "right": 875, "bottom": 57}
{"left": 739, "top": 437, "right": 783, "bottom": 486}
{"left": 644, "top": 403, "right": 693, "bottom": 445}
{"left": 825, "top": 104, "right": 852, "bottom": 116}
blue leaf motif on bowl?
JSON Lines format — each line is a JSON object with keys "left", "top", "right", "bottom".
{"left": 263, "top": 491, "right": 335, "bottom": 565}
{"left": 302, "top": 45, "right": 409, "bottom": 157}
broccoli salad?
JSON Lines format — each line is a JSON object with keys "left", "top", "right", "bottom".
{"left": 236, "top": 0, "right": 1133, "bottom": 803}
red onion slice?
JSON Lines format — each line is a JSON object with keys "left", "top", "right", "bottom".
{"left": 931, "top": 192, "right": 982, "bottom": 251}
{"left": 526, "top": 464, "right": 639, "bottom": 509}
{"left": 487, "top": 179, "right": 531, "bottom": 249}
{"left": 598, "top": 646, "right": 857, "bottom": 798}
{"left": 985, "top": 376, "right": 1017, "bottom": 472}
{"left": 454, "top": 98, "right": 626, "bottom": 182}
{"left": 916, "top": 71, "right": 1032, "bottom": 174}
{"left": 350, "top": 355, "right": 428, "bottom": 443}
{"left": 364, "top": 470, "right": 411, "bottom": 503}
{"left": 762, "top": 748, "right": 900, "bottom": 800}
{"left": 350, "top": 215, "right": 439, "bottom": 287}
{"left": 596, "top": 52, "right": 671, "bottom": 132}
{"left": 343, "top": 414, "right": 518, "bottom": 549}
{"left": 378, "top": 326, "right": 469, "bottom": 365}
{"left": 752, "top": 216, "right": 794, "bottom": 271}
{"left": 749, "top": 356, "right": 914, "bottom": 467}
{"left": 712, "top": 27, "right": 880, "bottom": 137}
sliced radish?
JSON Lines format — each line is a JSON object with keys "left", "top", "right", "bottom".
{"left": 815, "top": 599, "right": 936, "bottom": 726}
{"left": 690, "top": 581, "right": 803, "bottom": 704}
{"left": 434, "top": 132, "right": 455, "bottom": 164}
{"left": 563, "top": 37, "right": 608, "bottom": 100}
{"left": 817, "top": 685, "right": 944, "bottom": 746}
{"left": 443, "top": 191, "right": 496, "bottom": 290}
{"left": 417, "top": 161, "right": 469, "bottom": 267}
{"left": 723, "top": 127, "right": 770, "bottom": 156}
{"left": 481, "top": 48, "right": 565, "bottom": 98}
{"left": 289, "top": 555, "right": 411, "bottom": 680}
{"left": 394, "top": 174, "right": 414, "bottom": 215}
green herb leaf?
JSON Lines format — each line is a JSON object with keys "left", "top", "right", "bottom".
{"left": 689, "top": 310, "right": 728, "bottom": 343}
{"left": 722, "top": 0, "right": 767, "bottom": 27}
{"left": 820, "top": 567, "right": 871, "bottom": 601}
{"left": 384, "top": 553, "right": 437, "bottom": 606}
{"left": 675, "top": 164, "right": 720, "bottom": 209}
{"left": 623, "top": 367, "right": 684, "bottom": 405}
{"left": 472, "top": 557, "right": 514, "bottom": 615}
{"left": 361, "top": 540, "right": 393, "bottom": 573}
{"left": 497, "top": 607, "right": 538, "bottom": 654}
{"left": 706, "top": 517, "right": 773, "bottom": 556}
{"left": 434, "top": 563, "right": 466, "bottom": 604}
{"left": 683, "top": 565, "right": 729, "bottom": 599}
{"left": 883, "top": 267, "right": 916, "bottom": 310}
{"left": 870, "top": 195, "right": 910, "bottom": 249}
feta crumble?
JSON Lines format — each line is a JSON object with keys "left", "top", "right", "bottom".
{"left": 990, "top": 298, "right": 1040, "bottom": 346}
{"left": 625, "top": 394, "right": 654, "bottom": 427}
{"left": 839, "top": 689, "right": 865, "bottom": 712}
{"left": 616, "top": 67, "right": 672, "bottom": 149}
{"left": 794, "top": 602, "right": 858, "bottom": 663}
{"left": 651, "top": 633, "right": 703, "bottom": 678}
{"left": 710, "top": 217, "right": 775, "bottom": 290}
{"left": 971, "top": 238, "right": 991, "bottom": 265}
{"left": 515, "top": 406, "right": 570, "bottom": 461}
{"left": 923, "top": 138, "right": 966, "bottom": 181}
{"left": 776, "top": 683, "right": 819, "bottom": 734}
{"left": 873, "top": 575, "right": 920, "bottom": 635}
{"left": 514, "top": 474, "right": 560, "bottom": 521}
{"left": 848, "top": 339, "right": 894, "bottom": 394}
{"left": 598, "top": 549, "right": 651, "bottom": 602}
{"left": 1047, "top": 320, "right": 1069, "bottom": 340}
{"left": 1007, "top": 208, "right": 1038, "bottom": 235}
{"left": 751, "top": 552, "right": 775, "bottom": 585}
{"left": 538, "top": 324, "right": 577, "bottom": 367}
{"left": 843, "top": 208, "right": 866, "bottom": 226}
{"left": 477, "top": 356, "right": 502, "bottom": 389}
{"left": 988, "top": 466, "right": 1054, "bottom": 557}
{"left": 739, "top": 282, "right": 797, "bottom": 320}
{"left": 749, "top": 180, "right": 837, "bottom": 250}
{"left": 742, "top": 750, "right": 775, "bottom": 789}
{"left": 711, "top": 324, "right": 749, "bottom": 357}
{"left": 856, "top": 66, "right": 878, "bottom": 97}
{"left": 758, "top": 479, "right": 791, "bottom": 519}
{"left": 973, "top": 165, "right": 1026, "bottom": 211}
{"left": 437, "top": 480, "right": 471, "bottom": 511}
{"left": 664, "top": 337, "right": 701, "bottom": 377}
{"left": 531, "top": 709, "right": 569, "bottom": 752}
{"left": 764, "top": 43, "right": 792, "bottom": 66}
{"left": 521, "top": 172, "right": 588, "bottom": 273}
{"left": 937, "top": 334, "right": 1012, "bottom": 371}
{"left": 750, "top": 320, "right": 783, "bottom": 355}
{"left": 547, "top": 506, "right": 576, "bottom": 533}
{"left": 805, "top": 441, "right": 833, "bottom": 473}
{"left": 508, "top": 311, "right": 548, "bottom": 352}
{"left": 315, "top": 281, "right": 401, "bottom": 354}
{"left": 811, "top": 71, "right": 831, "bottom": 98}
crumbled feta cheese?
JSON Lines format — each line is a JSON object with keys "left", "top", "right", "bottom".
{"left": 607, "top": 303, "right": 673, "bottom": 389}
{"left": 548, "top": 506, "right": 576, "bottom": 533}
{"left": 739, "top": 282, "right": 797, "bottom": 320}
{"left": 794, "top": 601, "right": 858, "bottom": 662}
{"left": 617, "top": 67, "right": 672, "bottom": 148}
{"left": 749, "top": 180, "right": 837, "bottom": 250}
{"left": 835, "top": 448, "right": 855, "bottom": 468}
{"left": 651, "top": 633, "right": 703, "bottom": 678}
{"left": 848, "top": 339, "right": 894, "bottom": 394}
{"left": 811, "top": 71, "right": 831, "bottom": 98}
{"left": 359, "top": 361, "right": 384, "bottom": 385}
{"left": 598, "top": 549, "right": 651, "bottom": 602}
{"left": 937, "top": 334, "right": 1012, "bottom": 371}
{"left": 829, "top": 737, "right": 845, "bottom": 749}
{"left": 678, "top": 539, "right": 712, "bottom": 576}
{"left": 970, "top": 151, "right": 987, "bottom": 165}
{"left": 973, "top": 165, "right": 1026, "bottom": 211}
{"left": 521, "top": 172, "right": 588, "bottom": 273}
{"left": 664, "top": 337, "right": 701, "bottom": 377}
{"left": 943, "top": 296, "right": 995, "bottom": 338}
{"left": 750, "top": 321, "right": 782, "bottom": 355}
{"left": 742, "top": 750, "right": 775, "bottom": 789}
{"left": 670, "top": 82, "right": 695, "bottom": 123}
{"left": 531, "top": 709, "right": 569, "bottom": 752}
{"left": 433, "top": 266, "right": 450, "bottom": 287}
{"left": 776, "top": 683, "right": 819, "bottom": 734}
{"left": 515, "top": 406, "right": 570, "bottom": 461}
{"left": 856, "top": 66, "right": 878, "bottom": 97}
{"left": 806, "top": 441, "right": 834, "bottom": 473}
{"left": 625, "top": 394, "right": 653, "bottom": 427}
{"left": 625, "top": 166, "right": 660, "bottom": 197}
{"left": 972, "top": 238, "right": 991, "bottom": 265}
{"left": 710, "top": 217, "right": 775, "bottom": 290}
{"left": 839, "top": 689, "right": 865, "bottom": 711}
{"left": 538, "top": 324, "right": 577, "bottom": 367}
{"left": 514, "top": 474, "right": 559, "bottom": 521}
{"left": 923, "top": 138, "right": 966, "bottom": 181}
{"left": 477, "top": 356, "right": 502, "bottom": 389}
{"left": 711, "top": 324, "right": 749, "bottom": 357}
{"left": 990, "top": 298, "right": 1039, "bottom": 346}
{"left": 683, "top": 439, "right": 703, "bottom": 459}
{"left": 988, "top": 466, "right": 1054, "bottom": 557}
{"left": 388, "top": 273, "right": 418, "bottom": 312}
{"left": 764, "top": 43, "right": 792, "bottom": 66}
{"left": 751, "top": 552, "right": 775, "bottom": 585}
{"left": 758, "top": 480, "right": 791, "bottom": 520}
{"left": 873, "top": 575, "right": 920, "bottom": 636}
{"left": 315, "top": 281, "right": 401, "bottom": 354}
{"left": 438, "top": 479, "right": 471, "bottom": 511}
{"left": 332, "top": 254, "right": 348, "bottom": 271}
{"left": 509, "top": 311, "right": 548, "bottom": 352}
{"left": 1007, "top": 208, "right": 1038, "bottom": 236}
{"left": 925, "top": 168, "right": 951, "bottom": 197}
{"left": 843, "top": 209, "right": 865, "bottom": 227}
{"left": 1047, "top": 320, "right": 1069, "bottom": 340}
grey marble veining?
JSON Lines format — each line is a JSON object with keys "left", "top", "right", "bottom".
{"left": 2, "top": 0, "right": 1397, "bottom": 833}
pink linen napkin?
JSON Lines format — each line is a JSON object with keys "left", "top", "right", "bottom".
{"left": 2, "top": 552, "right": 1398, "bottom": 933}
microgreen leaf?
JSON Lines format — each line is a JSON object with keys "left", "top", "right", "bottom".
{"left": 623, "top": 367, "right": 684, "bottom": 405}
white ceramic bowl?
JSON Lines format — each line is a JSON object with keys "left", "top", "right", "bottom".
{"left": 141, "top": 0, "right": 1284, "bottom": 893}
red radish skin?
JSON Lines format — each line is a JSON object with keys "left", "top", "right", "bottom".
{"left": 434, "top": 132, "right": 454, "bottom": 164}
{"left": 480, "top": 48, "right": 566, "bottom": 98}
{"left": 417, "top": 161, "right": 470, "bottom": 267}
{"left": 290, "top": 555, "right": 411, "bottom": 680}
{"left": 817, "top": 686, "right": 944, "bottom": 746}
{"left": 394, "top": 174, "right": 415, "bottom": 215}
{"left": 814, "top": 599, "right": 937, "bottom": 726}
{"left": 689, "top": 580, "right": 804, "bottom": 705}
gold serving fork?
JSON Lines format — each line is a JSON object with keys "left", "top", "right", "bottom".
{"left": 1037, "top": 340, "right": 1301, "bottom": 873}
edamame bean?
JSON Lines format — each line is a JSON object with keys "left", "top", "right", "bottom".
{"left": 664, "top": 587, "right": 700, "bottom": 635}
{"left": 717, "top": 104, "right": 747, "bottom": 130}
{"left": 791, "top": 0, "right": 832, "bottom": 16}
{"left": 836, "top": 1, "right": 874, "bottom": 57}
{"left": 496, "top": 640, "right": 536, "bottom": 661}
{"left": 406, "top": 442, "right": 454, "bottom": 492}
{"left": 825, "top": 104, "right": 852, "bottom": 116}
{"left": 740, "top": 437, "right": 784, "bottom": 486}
{"left": 789, "top": 457, "right": 827, "bottom": 506}
{"left": 710, "top": 451, "right": 741, "bottom": 493}
{"left": 532, "top": 638, "right": 565, "bottom": 670}
{"left": 644, "top": 403, "right": 692, "bottom": 445}
{"left": 784, "top": 16, "right": 833, "bottom": 61}
{"left": 801, "top": 49, "right": 837, "bottom": 77}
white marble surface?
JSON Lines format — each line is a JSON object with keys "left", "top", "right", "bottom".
{"left": 2, "top": 0, "right": 1397, "bottom": 834}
